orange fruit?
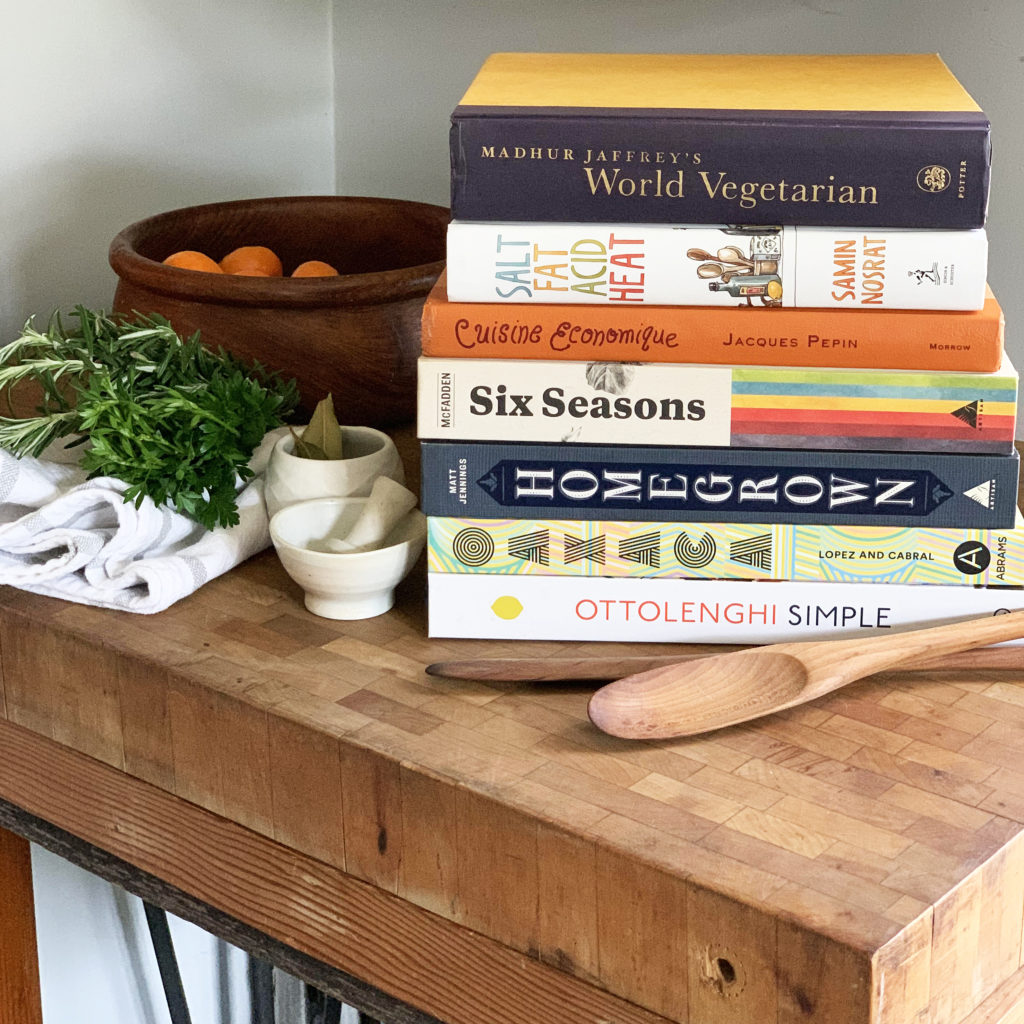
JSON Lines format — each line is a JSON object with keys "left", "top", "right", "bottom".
{"left": 231, "top": 268, "right": 273, "bottom": 277}
{"left": 219, "top": 245, "right": 283, "bottom": 277}
{"left": 292, "top": 260, "right": 340, "bottom": 278}
{"left": 163, "top": 250, "right": 223, "bottom": 273}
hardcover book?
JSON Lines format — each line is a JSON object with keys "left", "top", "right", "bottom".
{"left": 426, "top": 573, "right": 1024, "bottom": 644}
{"left": 446, "top": 222, "right": 989, "bottom": 311}
{"left": 420, "top": 274, "right": 1006, "bottom": 373}
{"left": 427, "top": 510, "right": 1024, "bottom": 587}
{"left": 450, "top": 53, "right": 991, "bottom": 229}
{"left": 419, "top": 441, "right": 1020, "bottom": 528}
{"left": 417, "top": 355, "right": 1017, "bottom": 454}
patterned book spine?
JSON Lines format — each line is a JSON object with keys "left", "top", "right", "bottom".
{"left": 417, "top": 356, "right": 1018, "bottom": 454}
{"left": 445, "top": 223, "right": 989, "bottom": 311}
{"left": 427, "top": 573, "right": 1024, "bottom": 644}
{"left": 450, "top": 113, "right": 991, "bottom": 229}
{"left": 420, "top": 276, "right": 1007, "bottom": 373}
{"left": 428, "top": 515, "right": 1024, "bottom": 587}
{"left": 419, "top": 441, "right": 1020, "bottom": 528}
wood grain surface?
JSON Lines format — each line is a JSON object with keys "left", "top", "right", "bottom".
{"left": 0, "top": 432, "right": 1022, "bottom": 1023}
{"left": 0, "top": 827, "right": 43, "bottom": 1024}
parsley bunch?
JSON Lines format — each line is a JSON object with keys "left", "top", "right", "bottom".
{"left": 0, "top": 307, "right": 299, "bottom": 529}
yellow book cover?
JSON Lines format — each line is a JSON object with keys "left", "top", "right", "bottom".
{"left": 458, "top": 53, "right": 982, "bottom": 112}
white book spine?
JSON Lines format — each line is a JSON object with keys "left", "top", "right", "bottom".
{"left": 427, "top": 573, "right": 1024, "bottom": 644}
{"left": 417, "top": 356, "right": 733, "bottom": 446}
{"left": 445, "top": 222, "right": 989, "bottom": 311}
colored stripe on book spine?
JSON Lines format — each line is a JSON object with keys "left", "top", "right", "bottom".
{"left": 731, "top": 409, "right": 1015, "bottom": 434}
{"left": 731, "top": 381, "right": 1016, "bottom": 400}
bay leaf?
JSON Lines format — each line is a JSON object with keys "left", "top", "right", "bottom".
{"left": 299, "top": 394, "right": 344, "bottom": 459}
{"left": 289, "top": 426, "right": 330, "bottom": 460}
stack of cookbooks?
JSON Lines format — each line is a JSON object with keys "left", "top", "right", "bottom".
{"left": 417, "top": 52, "right": 1024, "bottom": 643}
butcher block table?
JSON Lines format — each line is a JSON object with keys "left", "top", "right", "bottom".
{"left": 2, "top": 437, "right": 1024, "bottom": 1024}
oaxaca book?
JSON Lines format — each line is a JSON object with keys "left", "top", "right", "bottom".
{"left": 446, "top": 222, "right": 990, "bottom": 311}
{"left": 417, "top": 355, "right": 1017, "bottom": 454}
{"left": 427, "top": 510, "right": 1024, "bottom": 587}
{"left": 426, "top": 573, "right": 1024, "bottom": 644}
{"left": 450, "top": 53, "right": 991, "bottom": 229}
{"left": 419, "top": 441, "right": 1020, "bottom": 528}
{"left": 420, "top": 275, "right": 1006, "bottom": 373}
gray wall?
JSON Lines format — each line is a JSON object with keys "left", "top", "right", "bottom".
{"left": 333, "top": 0, "right": 1024, "bottom": 390}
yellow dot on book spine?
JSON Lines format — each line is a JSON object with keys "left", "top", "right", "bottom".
{"left": 491, "top": 596, "right": 524, "bottom": 620}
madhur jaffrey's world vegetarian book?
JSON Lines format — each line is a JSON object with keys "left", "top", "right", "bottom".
{"left": 450, "top": 53, "right": 991, "bottom": 228}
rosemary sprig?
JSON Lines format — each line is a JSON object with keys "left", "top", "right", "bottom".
{"left": 0, "top": 307, "right": 299, "bottom": 529}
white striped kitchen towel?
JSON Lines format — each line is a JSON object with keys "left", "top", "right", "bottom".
{"left": 0, "top": 427, "right": 288, "bottom": 613}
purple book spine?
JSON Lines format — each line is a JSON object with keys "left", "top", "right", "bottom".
{"left": 450, "top": 108, "right": 991, "bottom": 229}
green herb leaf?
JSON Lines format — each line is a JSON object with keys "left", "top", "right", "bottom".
{"left": 0, "top": 307, "right": 300, "bottom": 528}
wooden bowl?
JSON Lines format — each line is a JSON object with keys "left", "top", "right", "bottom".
{"left": 108, "top": 195, "right": 448, "bottom": 426}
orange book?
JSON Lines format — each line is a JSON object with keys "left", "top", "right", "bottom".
{"left": 420, "top": 273, "right": 1004, "bottom": 372}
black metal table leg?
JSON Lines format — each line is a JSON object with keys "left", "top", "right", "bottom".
{"left": 249, "top": 955, "right": 276, "bottom": 1024}
{"left": 143, "top": 901, "right": 193, "bottom": 1024}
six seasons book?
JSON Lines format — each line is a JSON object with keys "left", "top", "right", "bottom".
{"left": 417, "top": 355, "right": 1018, "bottom": 454}
{"left": 450, "top": 53, "right": 991, "bottom": 228}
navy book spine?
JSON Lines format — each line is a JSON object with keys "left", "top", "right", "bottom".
{"left": 450, "top": 108, "right": 991, "bottom": 229}
{"left": 420, "top": 441, "right": 1019, "bottom": 527}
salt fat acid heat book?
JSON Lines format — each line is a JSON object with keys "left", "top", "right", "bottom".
{"left": 450, "top": 53, "right": 991, "bottom": 228}
{"left": 445, "top": 222, "right": 990, "bottom": 310}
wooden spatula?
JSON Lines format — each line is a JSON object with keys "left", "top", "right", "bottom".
{"left": 426, "top": 644, "right": 1024, "bottom": 682}
{"left": 587, "top": 610, "right": 1024, "bottom": 740}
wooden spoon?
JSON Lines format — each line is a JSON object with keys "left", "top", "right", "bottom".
{"left": 717, "top": 245, "right": 755, "bottom": 267}
{"left": 696, "top": 262, "right": 726, "bottom": 278}
{"left": 587, "top": 610, "right": 1024, "bottom": 740}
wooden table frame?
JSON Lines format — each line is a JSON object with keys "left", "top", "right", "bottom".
{"left": 0, "top": 681, "right": 649, "bottom": 1024}
{"left": 3, "top": 537, "right": 1024, "bottom": 1023}
{"left": 0, "top": 795, "right": 438, "bottom": 1024}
